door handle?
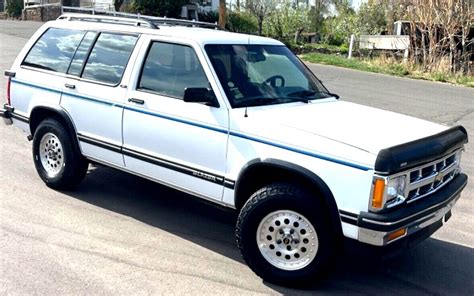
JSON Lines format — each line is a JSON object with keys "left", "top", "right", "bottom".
{"left": 65, "top": 83, "right": 76, "bottom": 89}
{"left": 128, "top": 98, "right": 145, "bottom": 105}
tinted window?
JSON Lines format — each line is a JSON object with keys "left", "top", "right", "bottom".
{"left": 82, "top": 33, "right": 138, "bottom": 84}
{"left": 138, "top": 42, "right": 209, "bottom": 99}
{"left": 23, "top": 28, "right": 85, "bottom": 73}
{"left": 67, "top": 32, "right": 98, "bottom": 76}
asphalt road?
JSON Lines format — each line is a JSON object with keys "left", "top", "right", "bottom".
{"left": 0, "top": 20, "right": 473, "bottom": 295}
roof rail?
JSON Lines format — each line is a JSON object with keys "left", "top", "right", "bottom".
{"left": 58, "top": 13, "right": 158, "bottom": 29}
{"left": 58, "top": 7, "right": 220, "bottom": 30}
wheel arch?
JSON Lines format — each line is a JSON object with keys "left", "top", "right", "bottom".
{"left": 29, "top": 106, "right": 81, "bottom": 152}
{"left": 234, "top": 159, "right": 343, "bottom": 239}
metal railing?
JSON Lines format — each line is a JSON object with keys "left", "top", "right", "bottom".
{"left": 60, "top": 6, "right": 219, "bottom": 30}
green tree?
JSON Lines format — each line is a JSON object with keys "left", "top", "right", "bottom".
{"left": 264, "top": 1, "right": 310, "bottom": 41}
{"left": 227, "top": 11, "right": 258, "bottom": 33}
{"left": 245, "top": 0, "right": 277, "bottom": 35}
{"left": 356, "top": 2, "right": 387, "bottom": 35}
{"left": 131, "top": 0, "right": 188, "bottom": 17}
{"left": 309, "top": 0, "right": 331, "bottom": 33}
{"left": 322, "top": 3, "right": 357, "bottom": 45}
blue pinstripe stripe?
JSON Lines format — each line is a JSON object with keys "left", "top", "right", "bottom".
{"left": 229, "top": 131, "right": 372, "bottom": 171}
{"left": 11, "top": 79, "right": 373, "bottom": 171}
{"left": 122, "top": 105, "right": 228, "bottom": 134}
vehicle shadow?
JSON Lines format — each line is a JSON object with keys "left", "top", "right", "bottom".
{"left": 67, "top": 164, "right": 474, "bottom": 295}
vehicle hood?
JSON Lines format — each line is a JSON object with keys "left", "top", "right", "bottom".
{"left": 233, "top": 100, "right": 447, "bottom": 156}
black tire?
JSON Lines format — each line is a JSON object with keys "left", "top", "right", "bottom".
{"left": 32, "top": 118, "right": 88, "bottom": 190}
{"left": 236, "top": 183, "right": 335, "bottom": 286}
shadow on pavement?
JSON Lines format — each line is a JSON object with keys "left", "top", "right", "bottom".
{"left": 66, "top": 164, "right": 474, "bottom": 295}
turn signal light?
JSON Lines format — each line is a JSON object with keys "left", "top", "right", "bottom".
{"left": 387, "top": 228, "right": 407, "bottom": 242}
{"left": 372, "top": 179, "right": 385, "bottom": 209}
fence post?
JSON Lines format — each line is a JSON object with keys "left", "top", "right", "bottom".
{"left": 348, "top": 34, "right": 355, "bottom": 59}
{"left": 403, "top": 48, "right": 409, "bottom": 63}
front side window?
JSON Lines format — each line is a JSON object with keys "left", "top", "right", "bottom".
{"left": 23, "top": 28, "right": 85, "bottom": 73}
{"left": 205, "top": 45, "right": 331, "bottom": 108}
{"left": 138, "top": 42, "right": 209, "bottom": 99}
{"left": 82, "top": 33, "right": 138, "bottom": 85}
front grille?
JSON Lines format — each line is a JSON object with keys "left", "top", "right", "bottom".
{"left": 405, "top": 150, "right": 461, "bottom": 203}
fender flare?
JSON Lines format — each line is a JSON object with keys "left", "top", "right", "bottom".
{"left": 234, "top": 158, "right": 343, "bottom": 238}
{"left": 29, "top": 105, "right": 81, "bottom": 152}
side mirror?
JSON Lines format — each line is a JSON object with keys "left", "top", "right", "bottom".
{"left": 183, "top": 88, "right": 219, "bottom": 107}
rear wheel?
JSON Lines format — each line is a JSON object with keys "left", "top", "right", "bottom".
{"left": 236, "top": 183, "right": 335, "bottom": 286}
{"left": 33, "top": 118, "right": 88, "bottom": 190}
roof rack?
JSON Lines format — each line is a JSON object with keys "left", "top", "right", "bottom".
{"left": 58, "top": 13, "right": 158, "bottom": 29}
{"left": 58, "top": 7, "right": 220, "bottom": 30}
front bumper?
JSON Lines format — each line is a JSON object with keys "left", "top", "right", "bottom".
{"left": 1, "top": 104, "right": 13, "bottom": 125}
{"left": 357, "top": 173, "right": 468, "bottom": 246}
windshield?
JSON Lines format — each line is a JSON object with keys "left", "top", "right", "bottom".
{"left": 205, "top": 44, "right": 333, "bottom": 108}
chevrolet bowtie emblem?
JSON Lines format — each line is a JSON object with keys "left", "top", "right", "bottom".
{"left": 435, "top": 173, "right": 444, "bottom": 183}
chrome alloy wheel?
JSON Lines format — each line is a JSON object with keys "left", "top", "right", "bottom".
{"left": 39, "top": 132, "right": 64, "bottom": 178}
{"left": 256, "top": 210, "right": 319, "bottom": 271}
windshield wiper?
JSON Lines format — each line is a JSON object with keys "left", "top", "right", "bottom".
{"left": 234, "top": 96, "right": 311, "bottom": 108}
{"left": 287, "top": 90, "right": 340, "bottom": 100}
{"left": 320, "top": 92, "right": 340, "bottom": 99}
{"left": 234, "top": 97, "right": 283, "bottom": 108}
{"left": 287, "top": 90, "right": 317, "bottom": 98}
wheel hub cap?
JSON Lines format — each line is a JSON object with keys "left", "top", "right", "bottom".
{"left": 39, "top": 132, "right": 64, "bottom": 178}
{"left": 256, "top": 210, "right": 319, "bottom": 271}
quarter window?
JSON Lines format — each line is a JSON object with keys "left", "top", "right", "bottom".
{"left": 67, "top": 32, "right": 98, "bottom": 77}
{"left": 82, "top": 33, "right": 138, "bottom": 85}
{"left": 138, "top": 42, "right": 209, "bottom": 99}
{"left": 22, "top": 28, "right": 85, "bottom": 73}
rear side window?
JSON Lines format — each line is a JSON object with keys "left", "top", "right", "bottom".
{"left": 138, "top": 42, "right": 209, "bottom": 99}
{"left": 82, "top": 33, "right": 138, "bottom": 85}
{"left": 23, "top": 28, "right": 85, "bottom": 73}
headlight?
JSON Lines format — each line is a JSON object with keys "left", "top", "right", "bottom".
{"left": 370, "top": 175, "right": 407, "bottom": 211}
{"left": 386, "top": 175, "right": 407, "bottom": 207}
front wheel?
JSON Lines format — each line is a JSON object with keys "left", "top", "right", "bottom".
{"left": 32, "top": 118, "right": 88, "bottom": 190}
{"left": 236, "top": 183, "right": 335, "bottom": 286}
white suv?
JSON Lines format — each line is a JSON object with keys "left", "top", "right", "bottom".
{"left": 1, "top": 13, "right": 468, "bottom": 285}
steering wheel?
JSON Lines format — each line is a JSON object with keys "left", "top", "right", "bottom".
{"left": 264, "top": 75, "right": 285, "bottom": 87}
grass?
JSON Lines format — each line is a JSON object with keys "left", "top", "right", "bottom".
{"left": 301, "top": 52, "right": 474, "bottom": 88}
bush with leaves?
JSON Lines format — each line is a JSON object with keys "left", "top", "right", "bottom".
{"left": 227, "top": 12, "right": 258, "bottom": 34}
{"left": 356, "top": 2, "right": 387, "bottom": 35}
{"left": 5, "top": 0, "right": 23, "bottom": 18}
{"left": 131, "top": 0, "right": 187, "bottom": 17}
{"left": 322, "top": 5, "right": 357, "bottom": 46}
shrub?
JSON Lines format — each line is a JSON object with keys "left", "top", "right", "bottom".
{"left": 5, "top": 0, "right": 23, "bottom": 18}
{"left": 226, "top": 11, "right": 258, "bottom": 34}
